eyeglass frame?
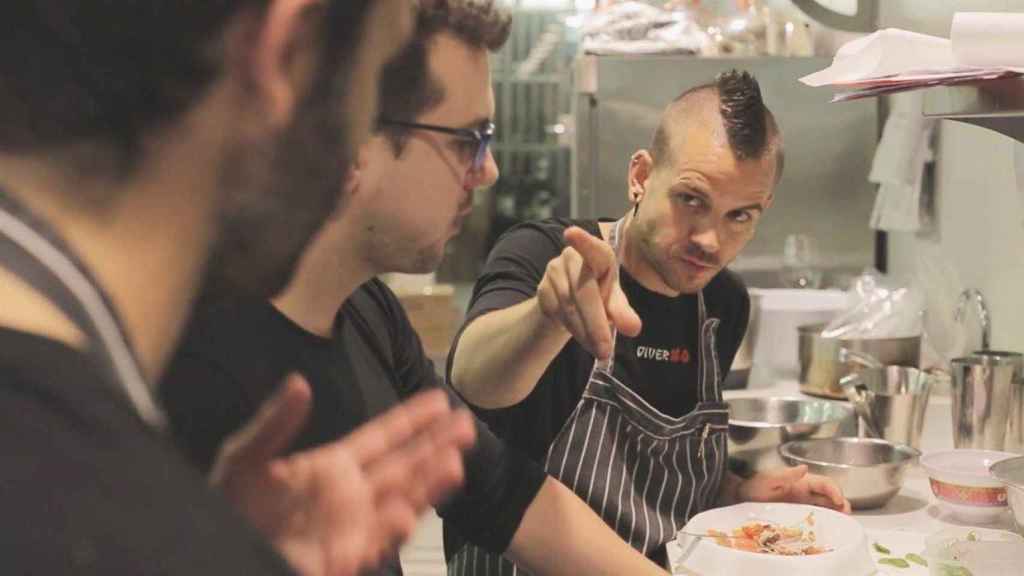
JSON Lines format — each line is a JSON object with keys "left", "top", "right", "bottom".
{"left": 377, "top": 118, "right": 495, "bottom": 173}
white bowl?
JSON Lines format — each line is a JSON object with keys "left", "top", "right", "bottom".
{"left": 672, "top": 502, "right": 873, "bottom": 576}
{"left": 919, "top": 449, "right": 1017, "bottom": 524}
{"left": 990, "top": 455, "right": 1024, "bottom": 534}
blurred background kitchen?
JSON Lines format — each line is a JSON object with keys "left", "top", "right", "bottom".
{"left": 395, "top": 1, "right": 1024, "bottom": 573}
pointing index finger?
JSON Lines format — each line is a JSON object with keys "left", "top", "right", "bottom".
{"left": 563, "top": 227, "right": 617, "bottom": 282}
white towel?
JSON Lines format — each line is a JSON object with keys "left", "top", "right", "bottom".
{"left": 869, "top": 91, "right": 936, "bottom": 232}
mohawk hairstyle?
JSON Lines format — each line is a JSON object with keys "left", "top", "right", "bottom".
{"left": 650, "top": 69, "right": 780, "bottom": 169}
{"left": 715, "top": 70, "right": 771, "bottom": 160}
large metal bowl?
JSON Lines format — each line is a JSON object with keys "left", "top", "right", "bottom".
{"left": 727, "top": 397, "right": 855, "bottom": 474}
{"left": 780, "top": 437, "right": 920, "bottom": 509}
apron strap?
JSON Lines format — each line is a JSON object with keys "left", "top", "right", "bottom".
{"left": 593, "top": 218, "right": 626, "bottom": 374}
{"left": 595, "top": 218, "right": 720, "bottom": 403}
{"left": 0, "top": 193, "right": 166, "bottom": 430}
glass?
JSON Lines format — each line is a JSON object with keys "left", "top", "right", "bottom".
{"left": 779, "top": 233, "right": 822, "bottom": 289}
{"left": 377, "top": 118, "right": 494, "bottom": 172}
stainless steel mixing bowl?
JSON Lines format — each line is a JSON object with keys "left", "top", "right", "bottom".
{"left": 727, "top": 397, "right": 855, "bottom": 474}
{"left": 779, "top": 437, "right": 920, "bottom": 509}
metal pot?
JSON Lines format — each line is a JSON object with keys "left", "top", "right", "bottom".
{"left": 798, "top": 323, "right": 921, "bottom": 399}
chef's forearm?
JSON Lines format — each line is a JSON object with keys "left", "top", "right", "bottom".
{"left": 450, "top": 297, "right": 571, "bottom": 409}
{"left": 505, "top": 477, "right": 668, "bottom": 575}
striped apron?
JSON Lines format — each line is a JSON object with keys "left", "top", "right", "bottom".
{"left": 449, "top": 219, "right": 728, "bottom": 575}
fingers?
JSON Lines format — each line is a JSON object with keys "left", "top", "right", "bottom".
{"left": 607, "top": 283, "right": 642, "bottom": 337}
{"left": 543, "top": 247, "right": 613, "bottom": 359}
{"left": 363, "top": 408, "right": 474, "bottom": 507}
{"left": 211, "top": 374, "right": 313, "bottom": 482}
{"left": 539, "top": 227, "right": 644, "bottom": 360}
{"left": 339, "top": 389, "right": 453, "bottom": 465}
{"left": 563, "top": 227, "right": 642, "bottom": 345}
{"left": 804, "top": 473, "right": 851, "bottom": 513}
{"left": 563, "top": 226, "right": 617, "bottom": 282}
{"left": 564, "top": 250, "right": 614, "bottom": 359}
{"left": 792, "top": 492, "right": 842, "bottom": 510}
{"left": 773, "top": 464, "right": 809, "bottom": 485}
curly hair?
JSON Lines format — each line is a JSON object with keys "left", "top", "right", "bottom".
{"left": 377, "top": 0, "right": 511, "bottom": 151}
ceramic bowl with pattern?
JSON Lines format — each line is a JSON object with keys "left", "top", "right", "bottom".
{"left": 920, "top": 449, "right": 1017, "bottom": 524}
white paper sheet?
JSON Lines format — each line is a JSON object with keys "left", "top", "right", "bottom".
{"left": 800, "top": 29, "right": 955, "bottom": 87}
{"left": 952, "top": 12, "right": 1024, "bottom": 70}
{"left": 801, "top": 13, "right": 1024, "bottom": 93}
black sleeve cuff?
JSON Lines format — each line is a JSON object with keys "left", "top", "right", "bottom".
{"left": 437, "top": 424, "right": 548, "bottom": 555}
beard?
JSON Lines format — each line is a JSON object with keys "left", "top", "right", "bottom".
{"left": 206, "top": 80, "right": 352, "bottom": 300}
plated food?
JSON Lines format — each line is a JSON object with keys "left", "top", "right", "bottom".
{"left": 707, "top": 513, "right": 830, "bottom": 556}
{"left": 671, "top": 503, "right": 874, "bottom": 576}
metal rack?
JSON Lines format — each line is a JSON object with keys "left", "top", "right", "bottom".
{"left": 922, "top": 77, "right": 1024, "bottom": 143}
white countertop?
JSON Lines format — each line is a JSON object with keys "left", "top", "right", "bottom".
{"left": 668, "top": 379, "right": 1020, "bottom": 575}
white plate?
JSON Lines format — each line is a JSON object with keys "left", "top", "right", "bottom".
{"left": 669, "top": 503, "right": 875, "bottom": 576}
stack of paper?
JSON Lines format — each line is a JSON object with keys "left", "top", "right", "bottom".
{"left": 801, "top": 13, "right": 1024, "bottom": 102}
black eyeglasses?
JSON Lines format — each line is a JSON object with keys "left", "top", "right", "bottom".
{"left": 378, "top": 118, "right": 495, "bottom": 172}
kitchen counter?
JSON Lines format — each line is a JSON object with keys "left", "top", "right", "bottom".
{"left": 669, "top": 379, "right": 1020, "bottom": 575}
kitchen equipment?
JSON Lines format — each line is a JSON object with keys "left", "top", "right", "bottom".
{"left": 955, "top": 288, "right": 992, "bottom": 351}
{"left": 790, "top": 0, "right": 878, "bottom": 33}
{"left": 671, "top": 502, "right": 875, "bottom": 576}
{"left": 741, "top": 289, "right": 850, "bottom": 388}
{"left": 920, "top": 449, "right": 1016, "bottom": 524}
{"left": 951, "top": 351, "right": 1019, "bottom": 451}
{"left": 923, "top": 527, "right": 1024, "bottom": 576}
{"left": 1009, "top": 370, "right": 1024, "bottom": 453}
{"left": 779, "top": 437, "right": 919, "bottom": 509}
{"left": 727, "top": 397, "right": 855, "bottom": 474}
{"left": 838, "top": 365, "right": 934, "bottom": 448}
{"left": 798, "top": 322, "right": 921, "bottom": 399}
{"left": 990, "top": 455, "right": 1024, "bottom": 534}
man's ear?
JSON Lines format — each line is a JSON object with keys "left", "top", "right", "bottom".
{"left": 627, "top": 150, "right": 654, "bottom": 206}
{"left": 230, "top": 0, "right": 324, "bottom": 131}
{"left": 765, "top": 191, "right": 775, "bottom": 211}
{"left": 345, "top": 143, "right": 374, "bottom": 196}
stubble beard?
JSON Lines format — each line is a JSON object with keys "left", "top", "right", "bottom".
{"left": 207, "top": 89, "right": 351, "bottom": 299}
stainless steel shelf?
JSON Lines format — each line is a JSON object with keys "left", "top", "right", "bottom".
{"left": 922, "top": 77, "right": 1024, "bottom": 143}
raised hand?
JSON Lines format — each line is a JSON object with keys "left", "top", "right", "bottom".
{"left": 210, "top": 375, "right": 477, "bottom": 576}
{"left": 536, "top": 226, "right": 642, "bottom": 360}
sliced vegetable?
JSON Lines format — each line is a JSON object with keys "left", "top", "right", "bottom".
{"left": 937, "top": 564, "right": 973, "bottom": 576}
{"left": 873, "top": 542, "right": 892, "bottom": 555}
{"left": 906, "top": 553, "right": 927, "bottom": 567}
{"left": 878, "top": 557, "right": 910, "bottom": 568}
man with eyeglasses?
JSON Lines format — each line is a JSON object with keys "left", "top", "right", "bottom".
{"left": 160, "top": 1, "right": 670, "bottom": 575}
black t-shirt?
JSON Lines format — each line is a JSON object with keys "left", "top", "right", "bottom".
{"left": 450, "top": 218, "right": 749, "bottom": 464}
{"left": 160, "top": 279, "right": 546, "bottom": 573}
{"left": 0, "top": 328, "right": 294, "bottom": 575}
